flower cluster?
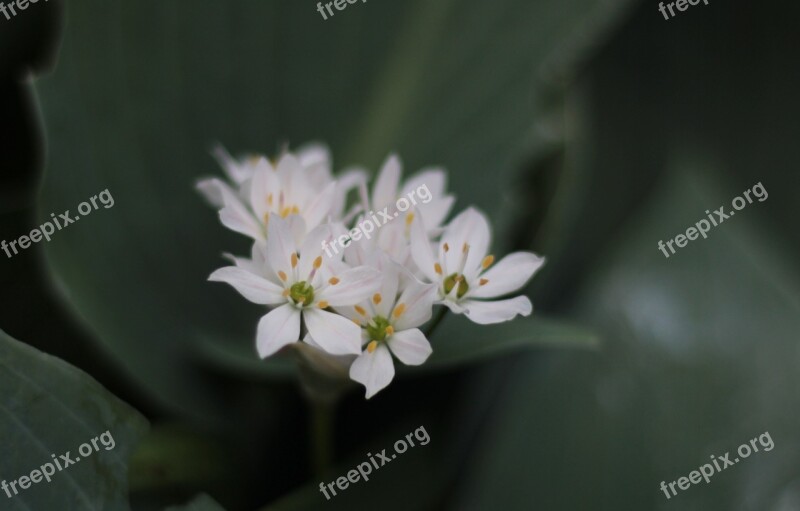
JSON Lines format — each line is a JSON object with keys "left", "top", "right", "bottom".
{"left": 197, "top": 144, "right": 545, "bottom": 398}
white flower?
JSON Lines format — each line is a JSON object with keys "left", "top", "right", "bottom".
{"left": 364, "top": 154, "right": 455, "bottom": 238}
{"left": 196, "top": 144, "right": 363, "bottom": 241}
{"left": 336, "top": 253, "right": 437, "bottom": 398}
{"left": 410, "top": 207, "right": 545, "bottom": 325}
{"left": 208, "top": 216, "right": 382, "bottom": 357}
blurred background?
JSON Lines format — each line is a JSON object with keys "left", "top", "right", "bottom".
{"left": 1, "top": 0, "right": 798, "bottom": 509}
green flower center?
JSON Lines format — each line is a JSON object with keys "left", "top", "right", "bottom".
{"left": 289, "top": 281, "right": 315, "bottom": 306}
{"left": 366, "top": 316, "right": 392, "bottom": 342}
{"left": 443, "top": 273, "right": 469, "bottom": 298}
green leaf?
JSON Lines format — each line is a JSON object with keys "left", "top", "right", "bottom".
{"left": 34, "top": 0, "right": 632, "bottom": 417}
{"left": 0, "top": 330, "right": 148, "bottom": 510}
{"left": 165, "top": 494, "right": 226, "bottom": 511}
{"left": 453, "top": 169, "right": 800, "bottom": 509}
{"left": 418, "top": 314, "right": 598, "bottom": 371}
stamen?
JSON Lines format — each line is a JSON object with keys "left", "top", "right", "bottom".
{"left": 367, "top": 341, "right": 378, "bottom": 353}
{"left": 282, "top": 289, "right": 290, "bottom": 297}
{"left": 280, "top": 206, "right": 292, "bottom": 218}
{"left": 352, "top": 319, "right": 361, "bottom": 326}
{"left": 277, "top": 271, "right": 288, "bottom": 282}
{"left": 482, "top": 255, "right": 495, "bottom": 269}
{"left": 291, "top": 205, "right": 300, "bottom": 215}
{"left": 317, "top": 301, "right": 329, "bottom": 309}
{"left": 313, "top": 256, "right": 323, "bottom": 269}
{"left": 443, "top": 243, "right": 449, "bottom": 252}
{"left": 479, "top": 278, "right": 489, "bottom": 286}
{"left": 405, "top": 213, "right": 415, "bottom": 226}
{"left": 267, "top": 193, "right": 273, "bottom": 206}
{"left": 392, "top": 303, "right": 406, "bottom": 318}
{"left": 354, "top": 305, "right": 367, "bottom": 316}
{"left": 291, "top": 253, "right": 298, "bottom": 269}
{"left": 462, "top": 242, "right": 470, "bottom": 253}
{"left": 434, "top": 263, "right": 443, "bottom": 275}
{"left": 455, "top": 275, "right": 464, "bottom": 282}
{"left": 373, "top": 293, "right": 382, "bottom": 305}
{"left": 263, "top": 212, "right": 270, "bottom": 226}
{"left": 328, "top": 277, "right": 340, "bottom": 285}
{"left": 385, "top": 325, "right": 394, "bottom": 337}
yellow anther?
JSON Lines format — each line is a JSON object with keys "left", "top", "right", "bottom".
{"left": 317, "top": 301, "right": 329, "bottom": 309}
{"left": 277, "top": 271, "right": 288, "bottom": 282}
{"left": 291, "top": 205, "right": 300, "bottom": 215}
{"left": 455, "top": 275, "right": 464, "bottom": 282}
{"left": 367, "top": 341, "right": 378, "bottom": 353}
{"left": 434, "top": 263, "right": 443, "bottom": 275}
{"left": 462, "top": 243, "right": 470, "bottom": 253}
{"left": 263, "top": 213, "right": 270, "bottom": 226}
{"left": 373, "top": 293, "right": 382, "bottom": 305}
{"left": 443, "top": 243, "right": 449, "bottom": 252}
{"left": 280, "top": 206, "right": 292, "bottom": 218}
{"left": 352, "top": 319, "right": 361, "bottom": 326}
{"left": 385, "top": 325, "right": 394, "bottom": 336}
{"left": 328, "top": 277, "right": 340, "bottom": 285}
{"left": 482, "top": 255, "right": 495, "bottom": 269}
{"left": 313, "top": 256, "right": 323, "bottom": 269}
{"left": 291, "top": 253, "right": 298, "bottom": 268}
{"left": 479, "top": 278, "right": 489, "bottom": 286}
{"left": 282, "top": 289, "right": 290, "bottom": 297}
{"left": 405, "top": 213, "right": 415, "bottom": 226}
{"left": 392, "top": 303, "right": 406, "bottom": 318}
{"left": 267, "top": 193, "right": 273, "bottom": 206}
{"left": 354, "top": 305, "right": 367, "bottom": 316}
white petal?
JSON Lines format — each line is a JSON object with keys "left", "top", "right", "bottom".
{"left": 349, "top": 344, "right": 395, "bottom": 399}
{"left": 372, "top": 254, "right": 401, "bottom": 317}
{"left": 409, "top": 211, "right": 439, "bottom": 282}
{"left": 209, "top": 266, "right": 285, "bottom": 305}
{"left": 441, "top": 207, "right": 491, "bottom": 277}
{"left": 212, "top": 144, "right": 253, "bottom": 184}
{"left": 196, "top": 177, "right": 225, "bottom": 208}
{"left": 214, "top": 181, "right": 263, "bottom": 241}
{"left": 300, "top": 222, "right": 344, "bottom": 277}
{"left": 265, "top": 215, "right": 297, "bottom": 281}
{"left": 387, "top": 328, "right": 432, "bottom": 366}
{"left": 303, "top": 308, "right": 362, "bottom": 355}
{"left": 462, "top": 296, "right": 532, "bottom": 325}
{"left": 316, "top": 266, "right": 382, "bottom": 306}
{"left": 302, "top": 182, "right": 337, "bottom": 231}
{"left": 249, "top": 158, "right": 279, "bottom": 221}
{"left": 372, "top": 154, "right": 401, "bottom": 210}
{"left": 393, "top": 278, "right": 437, "bottom": 331}
{"left": 419, "top": 195, "right": 455, "bottom": 234}
{"left": 256, "top": 304, "right": 301, "bottom": 358}
{"left": 400, "top": 168, "right": 447, "bottom": 199}
{"left": 469, "top": 252, "right": 545, "bottom": 299}
{"left": 332, "top": 169, "right": 368, "bottom": 219}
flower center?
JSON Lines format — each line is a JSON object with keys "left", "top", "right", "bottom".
{"left": 366, "top": 316, "right": 393, "bottom": 342}
{"left": 289, "top": 281, "right": 315, "bottom": 306}
{"left": 443, "top": 273, "right": 469, "bottom": 298}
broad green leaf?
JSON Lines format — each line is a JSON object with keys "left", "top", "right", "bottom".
{"left": 35, "top": 0, "right": 633, "bottom": 417}
{"left": 0, "top": 330, "right": 148, "bottom": 510}
{"left": 165, "top": 494, "right": 226, "bottom": 511}
{"left": 419, "top": 314, "right": 598, "bottom": 371}
{"left": 453, "top": 169, "right": 800, "bottom": 510}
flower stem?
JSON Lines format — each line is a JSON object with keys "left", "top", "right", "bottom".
{"left": 309, "top": 398, "right": 334, "bottom": 476}
{"left": 424, "top": 306, "right": 448, "bottom": 339}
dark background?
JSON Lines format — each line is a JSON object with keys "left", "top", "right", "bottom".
{"left": 1, "top": 0, "right": 798, "bottom": 509}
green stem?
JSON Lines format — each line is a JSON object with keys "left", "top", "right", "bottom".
{"left": 309, "top": 399, "right": 334, "bottom": 476}
{"left": 424, "top": 306, "right": 448, "bottom": 339}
